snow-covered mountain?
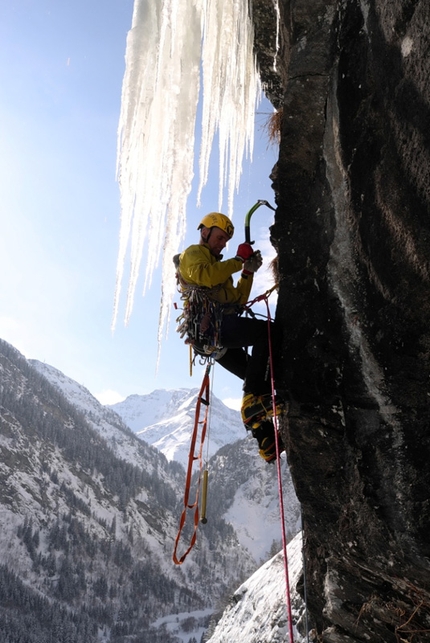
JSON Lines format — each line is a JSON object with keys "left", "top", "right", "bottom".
{"left": 25, "top": 349, "right": 305, "bottom": 640}
{"left": 32, "top": 360, "right": 301, "bottom": 564}
{"left": 31, "top": 360, "right": 173, "bottom": 477}
{"left": 109, "top": 388, "right": 245, "bottom": 466}
{"left": 0, "top": 340, "right": 261, "bottom": 642}
{"left": 207, "top": 438, "right": 301, "bottom": 562}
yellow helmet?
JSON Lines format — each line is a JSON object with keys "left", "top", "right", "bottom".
{"left": 198, "top": 212, "right": 234, "bottom": 239}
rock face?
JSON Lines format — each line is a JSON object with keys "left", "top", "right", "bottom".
{"left": 252, "top": 1, "right": 430, "bottom": 640}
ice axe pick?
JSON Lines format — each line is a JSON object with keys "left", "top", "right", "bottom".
{"left": 244, "top": 199, "right": 276, "bottom": 244}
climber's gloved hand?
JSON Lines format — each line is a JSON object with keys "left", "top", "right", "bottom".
{"left": 235, "top": 242, "right": 254, "bottom": 262}
{"left": 243, "top": 250, "right": 263, "bottom": 274}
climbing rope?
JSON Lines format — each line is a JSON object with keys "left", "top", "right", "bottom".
{"left": 173, "top": 285, "right": 300, "bottom": 641}
{"left": 264, "top": 292, "right": 295, "bottom": 643}
{"left": 172, "top": 362, "right": 212, "bottom": 565}
{"left": 243, "top": 284, "right": 279, "bottom": 313}
{"left": 301, "top": 512, "right": 310, "bottom": 642}
{"left": 201, "top": 364, "right": 216, "bottom": 523}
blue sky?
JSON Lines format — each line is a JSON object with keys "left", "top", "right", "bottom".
{"left": 0, "top": 0, "right": 278, "bottom": 408}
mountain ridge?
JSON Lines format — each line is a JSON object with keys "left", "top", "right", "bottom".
{"left": 32, "top": 357, "right": 301, "bottom": 563}
{"left": 108, "top": 386, "right": 245, "bottom": 466}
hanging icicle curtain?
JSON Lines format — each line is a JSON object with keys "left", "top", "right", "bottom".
{"left": 113, "top": 0, "right": 261, "bottom": 344}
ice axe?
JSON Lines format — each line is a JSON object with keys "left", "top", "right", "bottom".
{"left": 244, "top": 199, "right": 276, "bottom": 244}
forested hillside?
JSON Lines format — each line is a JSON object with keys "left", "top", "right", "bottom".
{"left": 0, "top": 339, "right": 257, "bottom": 642}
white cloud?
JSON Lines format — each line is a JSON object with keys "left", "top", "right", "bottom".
{"left": 94, "top": 389, "right": 127, "bottom": 406}
{"left": 222, "top": 397, "right": 242, "bottom": 411}
{"left": 0, "top": 316, "right": 32, "bottom": 358}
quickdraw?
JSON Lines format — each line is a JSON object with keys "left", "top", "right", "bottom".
{"left": 244, "top": 284, "right": 279, "bottom": 312}
{"left": 174, "top": 256, "right": 225, "bottom": 355}
{"left": 175, "top": 282, "right": 224, "bottom": 353}
{"left": 172, "top": 363, "right": 212, "bottom": 565}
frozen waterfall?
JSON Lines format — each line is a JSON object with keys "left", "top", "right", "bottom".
{"left": 113, "top": 0, "right": 261, "bottom": 342}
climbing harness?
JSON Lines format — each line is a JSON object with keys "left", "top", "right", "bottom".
{"left": 172, "top": 362, "right": 212, "bottom": 565}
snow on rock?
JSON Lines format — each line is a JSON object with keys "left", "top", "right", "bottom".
{"left": 207, "top": 532, "right": 307, "bottom": 643}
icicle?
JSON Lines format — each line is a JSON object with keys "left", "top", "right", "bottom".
{"left": 198, "top": 0, "right": 261, "bottom": 216}
{"left": 113, "top": 0, "right": 202, "bottom": 332}
{"left": 113, "top": 0, "right": 260, "bottom": 355}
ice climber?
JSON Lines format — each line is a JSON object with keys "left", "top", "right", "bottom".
{"left": 174, "top": 212, "right": 284, "bottom": 462}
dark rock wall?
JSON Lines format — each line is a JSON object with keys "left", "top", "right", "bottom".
{"left": 253, "top": 1, "right": 430, "bottom": 640}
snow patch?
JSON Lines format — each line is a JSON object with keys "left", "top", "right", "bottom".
{"left": 401, "top": 36, "right": 413, "bottom": 57}
{"left": 224, "top": 457, "right": 300, "bottom": 562}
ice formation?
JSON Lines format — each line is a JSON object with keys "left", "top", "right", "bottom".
{"left": 113, "top": 0, "right": 261, "bottom": 343}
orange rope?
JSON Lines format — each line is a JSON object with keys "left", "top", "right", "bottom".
{"left": 172, "top": 364, "right": 211, "bottom": 565}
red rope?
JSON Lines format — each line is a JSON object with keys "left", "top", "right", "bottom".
{"left": 172, "top": 364, "right": 211, "bottom": 565}
{"left": 265, "top": 296, "right": 295, "bottom": 642}
{"left": 243, "top": 284, "right": 278, "bottom": 312}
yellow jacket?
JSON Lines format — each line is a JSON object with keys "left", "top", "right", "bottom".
{"left": 178, "top": 243, "right": 253, "bottom": 306}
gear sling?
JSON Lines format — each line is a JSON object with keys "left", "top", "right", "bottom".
{"left": 173, "top": 256, "right": 227, "bottom": 358}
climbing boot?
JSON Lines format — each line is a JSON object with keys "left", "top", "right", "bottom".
{"left": 251, "top": 421, "right": 285, "bottom": 463}
{"left": 241, "top": 392, "right": 283, "bottom": 429}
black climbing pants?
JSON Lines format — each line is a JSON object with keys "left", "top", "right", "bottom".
{"left": 215, "top": 314, "right": 281, "bottom": 395}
